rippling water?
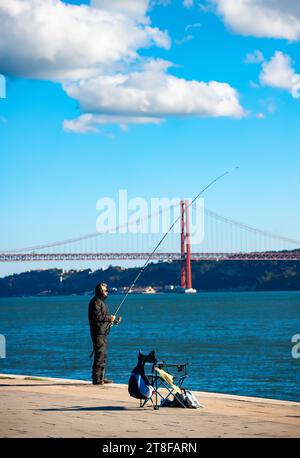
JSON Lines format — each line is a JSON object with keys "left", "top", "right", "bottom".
{"left": 0, "top": 292, "right": 299, "bottom": 401}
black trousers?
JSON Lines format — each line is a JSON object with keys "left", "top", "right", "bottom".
{"left": 90, "top": 332, "right": 108, "bottom": 383}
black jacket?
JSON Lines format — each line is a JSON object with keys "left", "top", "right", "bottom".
{"left": 88, "top": 296, "right": 112, "bottom": 336}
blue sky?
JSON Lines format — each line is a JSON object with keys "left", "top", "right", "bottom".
{"left": 0, "top": 0, "right": 300, "bottom": 275}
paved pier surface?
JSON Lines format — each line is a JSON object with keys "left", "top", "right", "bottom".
{"left": 0, "top": 374, "right": 299, "bottom": 438}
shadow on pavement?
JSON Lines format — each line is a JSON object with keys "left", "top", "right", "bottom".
{"left": 37, "top": 406, "right": 130, "bottom": 411}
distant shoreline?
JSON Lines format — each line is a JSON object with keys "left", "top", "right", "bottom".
{"left": 1, "top": 261, "right": 300, "bottom": 297}
{"left": 1, "top": 288, "right": 300, "bottom": 299}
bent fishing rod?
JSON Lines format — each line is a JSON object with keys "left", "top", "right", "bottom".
{"left": 111, "top": 167, "right": 238, "bottom": 326}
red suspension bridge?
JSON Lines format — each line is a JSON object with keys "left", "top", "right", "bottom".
{"left": 1, "top": 201, "right": 299, "bottom": 289}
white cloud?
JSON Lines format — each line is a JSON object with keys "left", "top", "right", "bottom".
{"left": 267, "top": 101, "right": 277, "bottom": 113}
{"left": 175, "top": 22, "right": 201, "bottom": 46}
{"left": 63, "top": 63, "right": 245, "bottom": 124}
{"left": 210, "top": 0, "right": 300, "bottom": 40}
{"left": 0, "top": 0, "right": 170, "bottom": 81}
{"left": 0, "top": 0, "right": 246, "bottom": 131}
{"left": 150, "top": 1, "right": 195, "bottom": 7}
{"left": 261, "top": 99, "right": 277, "bottom": 113}
{"left": 63, "top": 113, "right": 162, "bottom": 134}
{"left": 256, "top": 112, "right": 265, "bottom": 119}
{"left": 91, "top": 0, "right": 149, "bottom": 21}
{"left": 110, "top": 0, "right": 198, "bottom": 18}
{"left": 185, "top": 23, "right": 202, "bottom": 32}
{"left": 249, "top": 80, "right": 260, "bottom": 89}
{"left": 199, "top": 3, "right": 213, "bottom": 13}
{"left": 175, "top": 35, "right": 194, "bottom": 45}
{"left": 244, "top": 50, "right": 264, "bottom": 65}
{"left": 151, "top": 0, "right": 171, "bottom": 6}
{"left": 260, "top": 51, "right": 300, "bottom": 98}
{"left": 183, "top": 0, "right": 194, "bottom": 8}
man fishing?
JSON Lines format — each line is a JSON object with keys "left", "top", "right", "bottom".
{"left": 88, "top": 170, "right": 236, "bottom": 385}
{"left": 88, "top": 282, "right": 121, "bottom": 385}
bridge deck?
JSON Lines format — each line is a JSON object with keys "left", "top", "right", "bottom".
{"left": 1, "top": 251, "right": 300, "bottom": 261}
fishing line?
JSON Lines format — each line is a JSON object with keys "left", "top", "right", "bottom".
{"left": 112, "top": 167, "right": 239, "bottom": 321}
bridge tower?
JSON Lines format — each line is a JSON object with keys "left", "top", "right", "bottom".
{"left": 180, "top": 200, "right": 196, "bottom": 292}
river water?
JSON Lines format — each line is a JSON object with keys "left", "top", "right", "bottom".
{"left": 0, "top": 291, "right": 299, "bottom": 401}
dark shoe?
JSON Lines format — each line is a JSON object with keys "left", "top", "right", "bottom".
{"left": 99, "top": 367, "right": 112, "bottom": 384}
{"left": 99, "top": 379, "right": 113, "bottom": 385}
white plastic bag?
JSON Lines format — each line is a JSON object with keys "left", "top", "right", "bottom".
{"left": 184, "top": 390, "right": 203, "bottom": 409}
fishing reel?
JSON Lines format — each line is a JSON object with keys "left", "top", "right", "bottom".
{"left": 113, "top": 316, "right": 122, "bottom": 326}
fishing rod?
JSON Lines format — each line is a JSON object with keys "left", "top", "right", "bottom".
{"left": 111, "top": 167, "right": 238, "bottom": 325}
